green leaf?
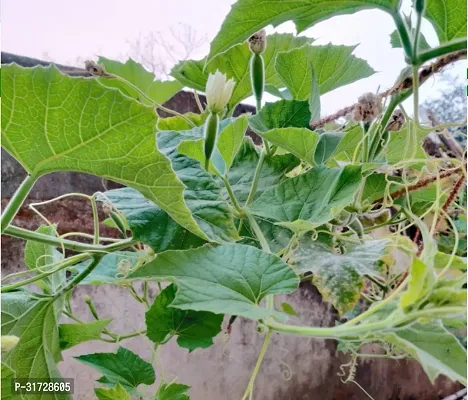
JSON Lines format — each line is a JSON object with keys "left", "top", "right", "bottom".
{"left": 275, "top": 46, "right": 315, "bottom": 100}
{"left": 314, "top": 132, "right": 344, "bottom": 165}
{"left": 292, "top": 239, "right": 387, "bottom": 315}
{"left": 158, "top": 113, "right": 207, "bottom": 131}
{"left": 280, "top": 302, "right": 299, "bottom": 317}
{"left": 385, "top": 123, "right": 427, "bottom": 164}
{"left": 249, "top": 100, "right": 311, "bottom": 133}
{"left": 276, "top": 44, "right": 375, "bottom": 100}
{"left": 250, "top": 165, "right": 362, "bottom": 227}
{"left": 224, "top": 138, "right": 300, "bottom": 203}
{"left": 384, "top": 321, "right": 466, "bottom": 384}
{"left": 361, "top": 173, "right": 400, "bottom": 203}
{"left": 145, "top": 284, "right": 223, "bottom": 351}
{"left": 24, "top": 224, "right": 65, "bottom": 292}
{"left": 1, "top": 292, "right": 68, "bottom": 399}
{"left": 75, "top": 347, "right": 155, "bottom": 391}
{"left": 390, "top": 30, "right": 430, "bottom": 51}
{"left": 206, "top": 0, "right": 400, "bottom": 63}
{"left": 424, "top": 0, "right": 467, "bottom": 43}
{"left": 260, "top": 128, "right": 320, "bottom": 165}
{"left": 239, "top": 217, "right": 294, "bottom": 253}
{"left": 155, "top": 382, "right": 191, "bottom": 400}
{"left": 171, "top": 34, "right": 312, "bottom": 109}
{"left": 70, "top": 251, "right": 143, "bottom": 285}
{"left": 59, "top": 319, "right": 112, "bottom": 350}
{"left": 101, "top": 189, "right": 206, "bottom": 252}
{"left": 95, "top": 383, "right": 131, "bottom": 400}
{"left": 400, "top": 258, "right": 436, "bottom": 310}
{"left": 1, "top": 362, "right": 16, "bottom": 400}
{"left": 98, "top": 57, "right": 182, "bottom": 105}
{"left": 434, "top": 251, "right": 467, "bottom": 270}
{"left": 1, "top": 64, "right": 206, "bottom": 240}
{"left": 129, "top": 244, "right": 299, "bottom": 321}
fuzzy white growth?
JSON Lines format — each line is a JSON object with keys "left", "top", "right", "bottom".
{"left": 352, "top": 92, "right": 382, "bottom": 122}
{"left": 205, "top": 70, "right": 235, "bottom": 113}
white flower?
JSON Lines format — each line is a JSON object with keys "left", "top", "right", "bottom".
{"left": 205, "top": 70, "right": 235, "bottom": 113}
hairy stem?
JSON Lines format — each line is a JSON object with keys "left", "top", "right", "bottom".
{"left": 246, "top": 150, "right": 267, "bottom": 205}
{"left": 416, "top": 38, "right": 467, "bottom": 64}
{"left": 1, "top": 174, "right": 37, "bottom": 233}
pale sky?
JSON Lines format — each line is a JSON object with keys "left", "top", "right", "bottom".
{"left": 2, "top": 0, "right": 465, "bottom": 115}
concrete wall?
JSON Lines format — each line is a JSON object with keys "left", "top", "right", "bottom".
{"left": 1, "top": 54, "right": 463, "bottom": 400}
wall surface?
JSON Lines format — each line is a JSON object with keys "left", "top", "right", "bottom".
{"left": 1, "top": 54, "right": 463, "bottom": 400}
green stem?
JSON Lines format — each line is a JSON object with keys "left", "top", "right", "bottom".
{"left": 267, "top": 306, "right": 464, "bottom": 338}
{"left": 412, "top": 7, "right": 424, "bottom": 64}
{"left": 0, "top": 253, "right": 90, "bottom": 293}
{"left": 1, "top": 174, "right": 37, "bottom": 233}
{"left": 54, "top": 254, "right": 103, "bottom": 299}
{"left": 219, "top": 174, "right": 243, "bottom": 215}
{"left": 245, "top": 150, "right": 267, "bottom": 205}
{"left": 241, "top": 330, "right": 272, "bottom": 400}
{"left": 393, "top": 13, "right": 414, "bottom": 62}
{"left": 90, "top": 194, "right": 100, "bottom": 245}
{"left": 416, "top": 38, "right": 467, "bottom": 64}
{"left": 4, "top": 225, "right": 136, "bottom": 253}
{"left": 245, "top": 212, "right": 270, "bottom": 253}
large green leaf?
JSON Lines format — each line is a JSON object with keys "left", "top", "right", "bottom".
{"left": 171, "top": 34, "right": 311, "bottom": 109}
{"left": 95, "top": 383, "right": 131, "bottom": 400}
{"left": 292, "top": 239, "right": 387, "bottom": 315}
{"left": 224, "top": 138, "right": 300, "bottom": 203}
{"left": 384, "top": 321, "right": 467, "bottom": 384}
{"left": 75, "top": 347, "right": 155, "bottom": 391}
{"left": 155, "top": 382, "right": 191, "bottom": 400}
{"left": 129, "top": 244, "right": 299, "bottom": 321}
{"left": 424, "top": 0, "right": 467, "bottom": 43}
{"left": 385, "top": 123, "right": 427, "bottom": 164}
{"left": 1, "top": 292, "right": 68, "bottom": 399}
{"left": 314, "top": 132, "right": 344, "bottom": 164}
{"left": 1, "top": 64, "right": 206, "bottom": 240}
{"left": 98, "top": 57, "right": 182, "bottom": 105}
{"left": 1, "top": 362, "right": 16, "bottom": 400}
{"left": 249, "top": 165, "right": 362, "bottom": 226}
{"left": 59, "top": 319, "right": 112, "bottom": 350}
{"left": 249, "top": 99, "right": 311, "bottom": 133}
{"left": 145, "top": 284, "right": 223, "bottom": 351}
{"left": 207, "top": 0, "right": 400, "bottom": 63}
{"left": 259, "top": 128, "right": 320, "bottom": 165}
{"left": 276, "top": 45, "right": 375, "bottom": 99}
{"left": 24, "top": 224, "right": 65, "bottom": 292}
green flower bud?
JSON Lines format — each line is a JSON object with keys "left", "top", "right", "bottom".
{"left": 1, "top": 335, "right": 19, "bottom": 353}
{"left": 204, "top": 112, "right": 219, "bottom": 170}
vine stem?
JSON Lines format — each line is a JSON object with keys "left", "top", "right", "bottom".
{"left": 416, "top": 38, "right": 467, "bottom": 64}
{"left": 53, "top": 254, "right": 103, "bottom": 299}
{"left": 266, "top": 306, "right": 464, "bottom": 338}
{"left": 4, "top": 225, "right": 136, "bottom": 253}
{"left": 218, "top": 173, "right": 244, "bottom": 215}
{"left": 245, "top": 150, "right": 267, "bottom": 205}
{"left": 0, "top": 253, "right": 90, "bottom": 293}
{"left": 241, "top": 330, "right": 272, "bottom": 400}
{"left": 1, "top": 174, "right": 37, "bottom": 233}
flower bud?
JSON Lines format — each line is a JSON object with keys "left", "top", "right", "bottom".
{"left": 84, "top": 60, "right": 110, "bottom": 77}
{"left": 203, "top": 112, "right": 219, "bottom": 170}
{"left": 205, "top": 70, "right": 235, "bottom": 114}
{"left": 248, "top": 29, "right": 267, "bottom": 55}
{"left": 1, "top": 335, "right": 19, "bottom": 353}
{"left": 352, "top": 93, "right": 382, "bottom": 122}
{"left": 387, "top": 109, "right": 405, "bottom": 131}
{"left": 102, "top": 201, "right": 113, "bottom": 215}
